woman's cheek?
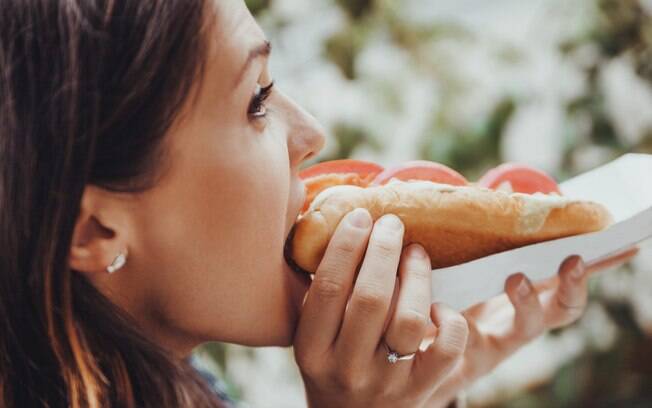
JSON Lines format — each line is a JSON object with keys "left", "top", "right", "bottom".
{"left": 245, "top": 133, "right": 290, "bottom": 222}
{"left": 246, "top": 154, "right": 290, "bottom": 259}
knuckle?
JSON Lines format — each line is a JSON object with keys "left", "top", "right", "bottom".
{"left": 295, "top": 353, "right": 322, "bottom": 378}
{"left": 448, "top": 314, "right": 469, "bottom": 336}
{"left": 353, "top": 286, "right": 386, "bottom": 314}
{"left": 395, "top": 310, "right": 428, "bottom": 338}
{"left": 519, "top": 313, "right": 545, "bottom": 340}
{"left": 312, "top": 276, "right": 346, "bottom": 302}
{"left": 371, "top": 236, "right": 400, "bottom": 262}
{"left": 403, "top": 261, "right": 431, "bottom": 282}
{"left": 556, "top": 296, "right": 585, "bottom": 318}
{"left": 557, "top": 286, "right": 585, "bottom": 308}
{"left": 335, "top": 367, "right": 367, "bottom": 393}
{"left": 332, "top": 236, "right": 360, "bottom": 258}
{"left": 438, "top": 316, "right": 469, "bottom": 360}
{"left": 437, "top": 341, "right": 465, "bottom": 363}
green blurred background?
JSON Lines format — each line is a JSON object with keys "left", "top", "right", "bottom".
{"left": 193, "top": 0, "right": 652, "bottom": 406}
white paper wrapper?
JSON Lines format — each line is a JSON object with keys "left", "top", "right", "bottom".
{"left": 431, "top": 153, "right": 652, "bottom": 311}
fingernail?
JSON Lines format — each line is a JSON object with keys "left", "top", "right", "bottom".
{"left": 410, "top": 244, "right": 427, "bottom": 259}
{"left": 571, "top": 257, "right": 585, "bottom": 279}
{"left": 379, "top": 214, "right": 402, "bottom": 231}
{"left": 348, "top": 208, "right": 371, "bottom": 229}
{"left": 517, "top": 277, "right": 531, "bottom": 298}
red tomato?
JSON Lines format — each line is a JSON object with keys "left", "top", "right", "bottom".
{"left": 371, "top": 160, "right": 468, "bottom": 186}
{"left": 477, "top": 163, "right": 561, "bottom": 194}
{"left": 299, "top": 159, "right": 384, "bottom": 180}
{"left": 299, "top": 159, "right": 384, "bottom": 213}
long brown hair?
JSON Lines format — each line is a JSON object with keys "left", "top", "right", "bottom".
{"left": 0, "top": 0, "right": 225, "bottom": 406}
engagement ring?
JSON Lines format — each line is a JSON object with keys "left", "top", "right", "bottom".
{"left": 384, "top": 342, "right": 416, "bottom": 364}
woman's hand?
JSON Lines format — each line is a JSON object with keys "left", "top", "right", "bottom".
{"left": 425, "top": 247, "right": 640, "bottom": 407}
{"left": 293, "top": 208, "right": 468, "bottom": 408}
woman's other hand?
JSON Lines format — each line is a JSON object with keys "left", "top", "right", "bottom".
{"left": 293, "top": 208, "right": 468, "bottom": 408}
{"left": 425, "top": 247, "right": 640, "bottom": 407}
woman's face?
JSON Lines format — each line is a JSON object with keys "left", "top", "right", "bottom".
{"left": 99, "top": 0, "right": 325, "bottom": 353}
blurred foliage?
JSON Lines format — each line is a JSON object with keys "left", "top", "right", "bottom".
{"left": 196, "top": 342, "right": 244, "bottom": 401}
{"left": 335, "top": 0, "right": 375, "bottom": 20}
{"left": 564, "top": 67, "right": 626, "bottom": 156}
{"left": 561, "top": 0, "right": 651, "bottom": 158}
{"left": 420, "top": 97, "right": 515, "bottom": 180}
{"left": 498, "top": 302, "right": 652, "bottom": 407}
{"left": 324, "top": 24, "right": 371, "bottom": 80}
{"left": 504, "top": 2, "right": 652, "bottom": 405}
{"left": 244, "top": 0, "right": 271, "bottom": 16}
{"left": 326, "top": 122, "right": 383, "bottom": 160}
{"left": 319, "top": 0, "right": 652, "bottom": 178}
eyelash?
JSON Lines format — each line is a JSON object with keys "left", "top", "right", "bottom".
{"left": 248, "top": 81, "right": 274, "bottom": 119}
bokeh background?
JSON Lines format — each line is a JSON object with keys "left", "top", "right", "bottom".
{"left": 192, "top": 0, "right": 652, "bottom": 406}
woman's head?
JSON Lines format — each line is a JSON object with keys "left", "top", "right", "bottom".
{"left": 85, "top": 0, "right": 326, "bottom": 352}
{"left": 0, "top": 0, "right": 324, "bottom": 406}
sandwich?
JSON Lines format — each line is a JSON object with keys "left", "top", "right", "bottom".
{"left": 287, "top": 159, "right": 612, "bottom": 273}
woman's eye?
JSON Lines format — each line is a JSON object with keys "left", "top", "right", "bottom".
{"left": 248, "top": 81, "right": 274, "bottom": 119}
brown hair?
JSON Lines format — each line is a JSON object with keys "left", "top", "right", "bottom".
{"left": 0, "top": 0, "right": 224, "bottom": 406}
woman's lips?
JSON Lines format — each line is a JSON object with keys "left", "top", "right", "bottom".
{"left": 283, "top": 224, "right": 311, "bottom": 276}
{"left": 283, "top": 224, "right": 312, "bottom": 312}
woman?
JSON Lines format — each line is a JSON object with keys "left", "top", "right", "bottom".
{"left": 0, "top": 0, "right": 637, "bottom": 407}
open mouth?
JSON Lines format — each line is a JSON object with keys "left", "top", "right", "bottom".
{"left": 283, "top": 224, "right": 312, "bottom": 277}
{"left": 283, "top": 224, "right": 313, "bottom": 314}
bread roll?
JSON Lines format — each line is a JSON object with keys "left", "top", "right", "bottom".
{"left": 289, "top": 179, "right": 612, "bottom": 273}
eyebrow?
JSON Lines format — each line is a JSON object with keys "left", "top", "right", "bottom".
{"left": 233, "top": 40, "right": 272, "bottom": 88}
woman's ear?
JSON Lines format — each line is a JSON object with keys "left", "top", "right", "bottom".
{"left": 69, "top": 186, "right": 129, "bottom": 275}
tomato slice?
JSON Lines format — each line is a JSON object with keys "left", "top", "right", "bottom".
{"left": 477, "top": 163, "right": 561, "bottom": 194}
{"left": 300, "top": 159, "right": 384, "bottom": 212}
{"left": 371, "top": 160, "right": 468, "bottom": 186}
{"left": 299, "top": 159, "right": 384, "bottom": 180}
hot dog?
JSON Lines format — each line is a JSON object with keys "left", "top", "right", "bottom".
{"left": 287, "top": 160, "right": 612, "bottom": 274}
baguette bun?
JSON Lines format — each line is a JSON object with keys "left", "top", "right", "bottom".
{"left": 289, "top": 179, "right": 612, "bottom": 273}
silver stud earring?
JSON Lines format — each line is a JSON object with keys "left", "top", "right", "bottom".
{"left": 106, "top": 251, "right": 128, "bottom": 274}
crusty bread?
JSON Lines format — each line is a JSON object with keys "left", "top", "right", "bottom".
{"left": 289, "top": 180, "right": 612, "bottom": 273}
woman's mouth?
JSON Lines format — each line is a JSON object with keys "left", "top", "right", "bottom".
{"left": 283, "top": 224, "right": 312, "bottom": 313}
{"left": 283, "top": 224, "right": 312, "bottom": 278}
{"left": 283, "top": 180, "right": 312, "bottom": 312}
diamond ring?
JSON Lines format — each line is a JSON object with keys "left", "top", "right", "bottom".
{"left": 383, "top": 342, "right": 416, "bottom": 364}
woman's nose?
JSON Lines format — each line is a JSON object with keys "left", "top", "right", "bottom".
{"left": 282, "top": 94, "right": 326, "bottom": 168}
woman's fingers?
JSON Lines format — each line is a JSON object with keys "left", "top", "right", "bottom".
{"left": 461, "top": 292, "right": 509, "bottom": 324}
{"left": 411, "top": 303, "right": 468, "bottom": 393}
{"left": 541, "top": 249, "right": 639, "bottom": 328}
{"left": 466, "top": 248, "right": 639, "bottom": 325}
{"left": 336, "top": 214, "right": 405, "bottom": 362}
{"left": 539, "top": 255, "right": 589, "bottom": 328}
{"left": 458, "top": 258, "right": 587, "bottom": 370}
{"left": 585, "top": 246, "right": 639, "bottom": 275}
{"left": 383, "top": 244, "right": 432, "bottom": 357}
{"left": 294, "top": 208, "right": 373, "bottom": 354}
{"left": 456, "top": 274, "right": 553, "bottom": 378}
{"left": 504, "top": 273, "right": 544, "bottom": 335}
{"left": 423, "top": 250, "right": 641, "bottom": 406}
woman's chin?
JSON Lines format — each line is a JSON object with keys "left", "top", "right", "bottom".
{"left": 209, "top": 258, "right": 310, "bottom": 348}
{"left": 282, "top": 253, "right": 312, "bottom": 344}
